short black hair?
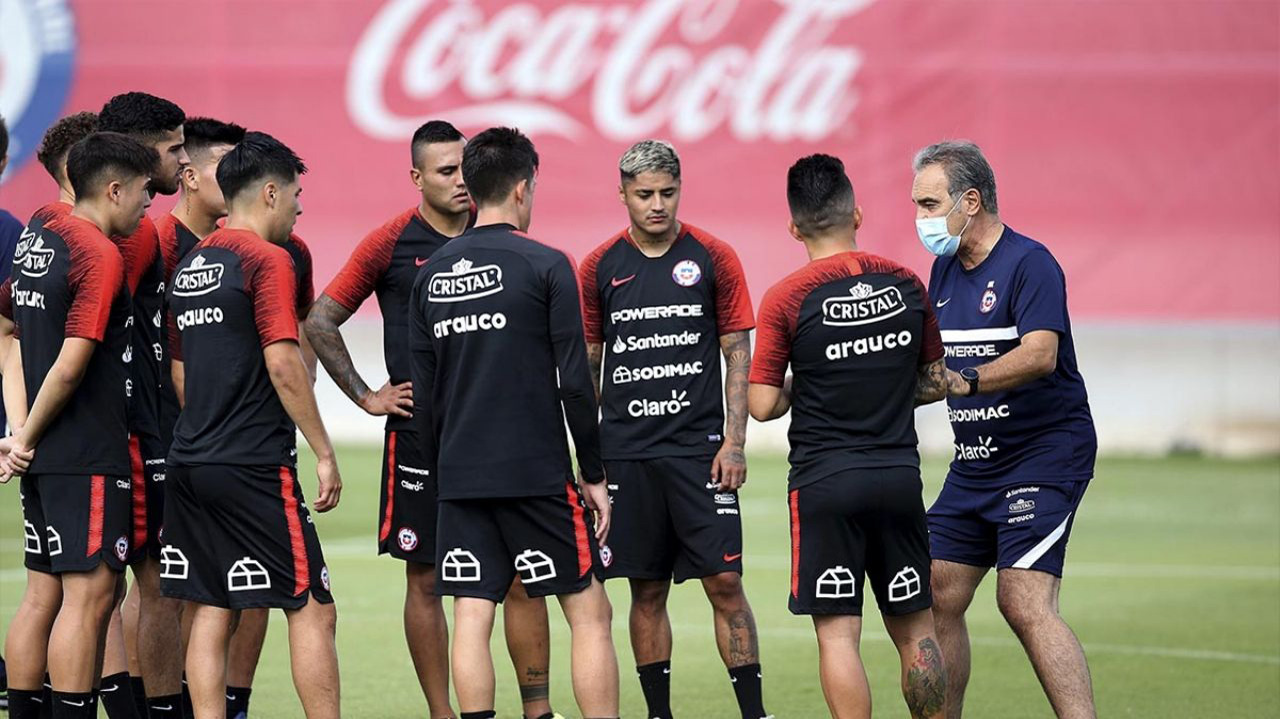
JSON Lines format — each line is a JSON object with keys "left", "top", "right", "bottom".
{"left": 0, "top": 115, "right": 9, "bottom": 161}
{"left": 461, "top": 127, "right": 538, "bottom": 206}
{"left": 98, "top": 92, "right": 185, "bottom": 140}
{"left": 37, "top": 112, "right": 99, "bottom": 182}
{"left": 183, "top": 117, "right": 246, "bottom": 160}
{"left": 66, "top": 132, "right": 160, "bottom": 199}
{"left": 411, "top": 120, "right": 464, "bottom": 167}
{"left": 787, "top": 154, "right": 856, "bottom": 236}
{"left": 216, "top": 131, "right": 307, "bottom": 202}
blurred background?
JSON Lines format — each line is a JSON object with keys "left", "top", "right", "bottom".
{"left": 2, "top": 0, "right": 1277, "bottom": 456}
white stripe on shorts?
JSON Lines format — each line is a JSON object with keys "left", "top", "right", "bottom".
{"left": 1011, "top": 512, "right": 1073, "bottom": 570}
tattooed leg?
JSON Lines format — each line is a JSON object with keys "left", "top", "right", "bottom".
{"left": 504, "top": 578, "right": 554, "bottom": 718}
{"left": 883, "top": 609, "right": 947, "bottom": 719}
{"left": 701, "top": 572, "right": 760, "bottom": 667}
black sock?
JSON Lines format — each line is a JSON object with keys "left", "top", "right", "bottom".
{"left": 179, "top": 676, "right": 193, "bottom": 718}
{"left": 129, "top": 676, "right": 147, "bottom": 719}
{"left": 49, "top": 691, "right": 95, "bottom": 718}
{"left": 98, "top": 672, "right": 139, "bottom": 719}
{"left": 147, "top": 693, "right": 183, "bottom": 717}
{"left": 728, "top": 663, "right": 767, "bottom": 719}
{"left": 40, "top": 676, "right": 53, "bottom": 719}
{"left": 225, "top": 686, "right": 252, "bottom": 718}
{"left": 8, "top": 689, "right": 46, "bottom": 719}
{"left": 460, "top": 712, "right": 496, "bottom": 719}
{"left": 637, "top": 660, "right": 673, "bottom": 719}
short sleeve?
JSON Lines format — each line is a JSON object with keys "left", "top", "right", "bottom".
{"left": 748, "top": 285, "right": 793, "bottom": 387}
{"left": 288, "top": 234, "right": 315, "bottom": 316}
{"left": 320, "top": 214, "right": 407, "bottom": 312}
{"left": 1012, "top": 249, "right": 1068, "bottom": 337}
{"left": 118, "top": 217, "right": 159, "bottom": 296}
{"left": 247, "top": 247, "right": 300, "bottom": 348}
{"left": 578, "top": 245, "right": 604, "bottom": 343}
{"left": 0, "top": 277, "right": 12, "bottom": 322}
{"left": 66, "top": 241, "right": 125, "bottom": 341}
{"left": 914, "top": 275, "right": 944, "bottom": 365}
{"left": 705, "top": 238, "right": 755, "bottom": 334}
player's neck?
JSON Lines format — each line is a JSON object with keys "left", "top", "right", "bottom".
{"left": 57, "top": 185, "right": 75, "bottom": 206}
{"left": 628, "top": 221, "right": 681, "bottom": 257}
{"left": 957, "top": 215, "right": 1005, "bottom": 270}
{"left": 474, "top": 204, "right": 522, "bottom": 231}
{"left": 418, "top": 200, "right": 469, "bottom": 238}
{"left": 224, "top": 213, "right": 277, "bottom": 244}
{"left": 172, "top": 196, "right": 221, "bottom": 239}
{"left": 69, "top": 202, "right": 111, "bottom": 237}
{"left": 804, "top": 232, "right": 858, "bottom": 262}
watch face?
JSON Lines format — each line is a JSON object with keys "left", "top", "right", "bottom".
{"left": 961, "top": 367, "right": 979, "bottom": 380}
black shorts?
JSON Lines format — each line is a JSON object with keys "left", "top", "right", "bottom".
{"left": 435, "top": 482, "right": 600, "bottom": 602}
{"left": 600, "top": 457, "right": 742, "bottom": 583}
{"left": 21, "top": 473, "right": 132, "bottom": 575}
{"left": 127, "top": 433, "right": 170, "bottom": 562}
{"left": 376, "top": 429, "right": 438, "bottom": 564}
{"left": 160, "top": 464, "right": 333, "bottom": 610}
{"left": 788, "top": 467, "right": 932, "bottom": 617}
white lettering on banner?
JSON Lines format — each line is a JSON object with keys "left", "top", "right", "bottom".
{"left": 428, "top": 257, "right": 504, "bottom": 302}
{"left": 822, "top": 283, "right": 905, "bottom": 326}
{"left": 348, "top": 0, "right": 870, "bottom": 142}
{"left": 945, "top": 344, "right": 999, "bottom": 358}
{"left": 175, "top": 306, "right": 224, "bottom": 331}
{"left": 825, "top": 330, "right": 912, "bottom": 360}
{"left": 612, "top": 330, "right": 701, "bottom": 354}
{"left": 612, "top": 361, "right": 704, "bottom": 385}
{"left": 611, "top": 304, "right": 703, "bottom": 323}
{"left": 947, "top": 405, "right": 1011, "bottom": 423}
{"left": 433, "top": 312, "right": 507, "bottom": 338}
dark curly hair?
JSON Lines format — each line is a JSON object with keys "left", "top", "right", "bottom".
{"left": 36, "top": 111, "right": 99, "bottom": 183}
{"left": 98, "top": 92, "right": 185, "bottom": 140}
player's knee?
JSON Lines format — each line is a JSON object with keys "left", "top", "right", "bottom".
{"left": 702, "top": 572, "right": 746, "bottom": 608}
{"left": 406, "top": 564, "right": 439, "bottom": 597}
{"left": 930, "top": 577, "right": 975, "bottom": 617}
{"left": 996, "top": 590, "right": 1048, "bottom": 631}
{"left": 630, "top": 580, "right": 670, "bottom": 611}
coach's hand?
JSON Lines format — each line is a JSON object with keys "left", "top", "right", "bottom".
{"left": 360, "top": 380, "right": 413, "bottom": 418}
{"left": 580, "top": 476, "right": 611, "bottom": 545}
{"left": 712, "top": 442, "right": 747, "bottom": 491}
{"left": 313, "top": 455, "right": 343, "bottom": 512}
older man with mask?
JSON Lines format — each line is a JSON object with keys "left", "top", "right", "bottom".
{"left": 911, "top": 141, "right": 1097, "bottom": 719}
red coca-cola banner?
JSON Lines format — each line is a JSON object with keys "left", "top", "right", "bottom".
{"left": 3, "top": 0, "right": 1278, "bottom": 320}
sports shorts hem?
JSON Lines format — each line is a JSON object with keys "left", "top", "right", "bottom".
{"left": 161, "top": 587, "right": 334, "bottom": 611}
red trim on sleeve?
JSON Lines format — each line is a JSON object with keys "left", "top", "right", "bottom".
{"left": 117, "top": 215, "right": 158, "bottom": 295}
{"left": 155, "top": 214, "right": 182, "bottom": 284}
{"left": 287, "top": 233, "right": 315, "bottom": 316}
{"left": 685, "top": 224, "right": 755, "bottom": 334}
{"left": 320, "top": 209, "right": 413, "bottom": 313}
{"left": 129, "top": 436, "right": 148, "bottom": 552}
{"left": 566, "top": 481, "right": 593, "bottom": 577}
{"left": 88, "top": 475, "right": 106, "bottom": 557}
{"left": 280, "top": 467, "right": 311, "bottom": 596}
{"left": 240, "top": 238, "right": 300, "bottom": 348}
{"left": 58, "top": 217, "right": 125, "bottom": 341}
{"left": 379, "top": 431, "right": 397, "bottom": 543}
{"left": 578, "top": 237, "right": 618, "bottom": 344}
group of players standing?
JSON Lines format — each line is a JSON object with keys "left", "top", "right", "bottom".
{"left": 0, "top": 89, "right": 1098, "bottom": 719}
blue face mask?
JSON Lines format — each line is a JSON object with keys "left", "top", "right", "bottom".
{"left": 915, "top": 193, "right": 972, "bottom": 257}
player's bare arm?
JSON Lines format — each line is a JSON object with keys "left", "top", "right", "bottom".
{"left": 914, "top": 358, "right": 948, "bottom": 405}
{"left": 2, "top": 338, "right": 27, "bottom": 432}
{"left": 171, "top": 359, "right": 186, "bottom": 408}
{"left": 305, "top": 294, "right": 412, "bottom": 417}
{"left": 714, "top": 330, "right": 751, "bottom": 490}
{"left": 264, "top": 339, "right": 343, "bottom": 512}
{"left": 748, "top": 376, "right": 792, "bottom": 422}
{"left": 0, "top": 314, "right": 14, "bottom": 368}
{"left": 8, "top": 337, "right": 97, "bottom": 472}
{"left": 586, "top": 341, "right": 603, "bottom": 402}
{"left": 946, "top": 329, "right": 1058, "bottom": 396}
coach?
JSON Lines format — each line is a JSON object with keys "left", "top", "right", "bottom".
{"left": 911, "top": 141, "right": 1098, "bottom": 718}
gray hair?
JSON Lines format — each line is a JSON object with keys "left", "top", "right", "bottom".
{"left": 619, "top": 139, "right": 681, "bottom": 182}
{"left": 912, "top": 140, "right": 998, "bottom": 214}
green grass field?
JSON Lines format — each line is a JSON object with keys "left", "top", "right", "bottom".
{"left": 2, "top": 451, "right": 1278, "bottom": 717}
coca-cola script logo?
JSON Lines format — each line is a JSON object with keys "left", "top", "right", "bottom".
{"left": 347, "top": 0, "right": 871, "bottom": 142}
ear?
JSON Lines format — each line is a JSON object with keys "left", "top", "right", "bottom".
{"left": 409, "top": 167, "right": 423, "bottom": 190}
{"left": 617, "top": 183, "right": 626, "bottom": 205}
{"left": 107, "top": 179, "right": 124, "bottom": 204}
{"left": 852, "top": 205, "right": 864, "bottom": 230}
{"left": 513, "top": 177, "right": 529, "bottom": 205}
{"left": 787, "top": 219, "right": 804, "bottom": 243}
{"left": 963, "top": 189, "right": 980, "bottom": 216}
{"left": 180, "top": 165, "right": 199, "bottom": 192}
{"left": 263, "top": 180, "right": 279, "bottom": 209}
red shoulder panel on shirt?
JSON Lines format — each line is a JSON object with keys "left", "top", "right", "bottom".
{"left": 50, "top": 215, "right": 126, "bottom": 342}
{"left": 578, "top": 232, "right": 628, "bottom": 344}
{"left": 320, "top": 208, "right": 415, "bottom": 312}
{"left": 682, "top": 223, "right": 755, "bottom": 334}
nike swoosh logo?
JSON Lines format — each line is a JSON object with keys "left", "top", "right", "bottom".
{"left": 154, "top": 705, "right": 174, "bottom": 711}
{"left": 723, "top": 552, "right": 742, "bottom": 563}
{"left": 62, "top": 700, "right": 87, "bottom": 707}
{"left": 611, "top": 274, "right": 637, "bottom": 288}
{"left": 102, "top": 685, "right": 120, "bottom": 692}
{"left": 414, "top": 257, "right": 428, "bottom": 267}
{"left": 936, "top": 298, "right": 951, "bottom": 308}
{"left": 227, "top": 694, "right": 236, "bottom": 700}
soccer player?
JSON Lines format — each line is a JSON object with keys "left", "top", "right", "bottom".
{"left": 748, "top": 155, "right": 948, "bottom": 719}
{"left": 408, "top": 127, "right": 618, "bottom": 719}
{"left": 157, "top": 116, "right": 312, "bottom": 719}
{"left": 161, "top": 132, "right": 341, "bottom": 718}
{"left": 910, "top": 141, "right": 1097, "bottom": 719}
{"left": 307, "top": 119, "right": 558, "bottom": 719}
{"left": 96, "top": 91, "right": 191, "bottom": 718}
{"left": 1, "top": 131, "right": 156, "bottom": 719}
{"left": 577, "top": 139, "right": 766, "bottom": 719}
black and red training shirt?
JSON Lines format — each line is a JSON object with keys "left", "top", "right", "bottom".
{"left": 751, "top": 251, "right": 943, "bottom": 488}
{"left": 579, "top": 223, "right": 754, "bottom": 459}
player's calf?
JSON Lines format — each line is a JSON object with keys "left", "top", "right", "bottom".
{"left": 283, "top": 598, "right": 340, "bottom": 719}
{"left": 558, "top": 578, "right": 618, "bottom": 719}
{"left": 883, "top": 609, "right": 946, "bottom": 719}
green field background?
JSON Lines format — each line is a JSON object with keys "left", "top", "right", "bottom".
{"left": 2, "top": 451, "right": 1277, "bottom": 717}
